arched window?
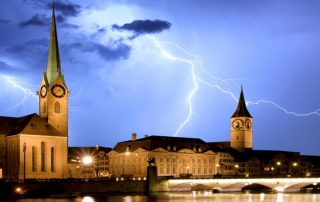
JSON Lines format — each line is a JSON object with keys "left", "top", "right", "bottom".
{"left": 41, "top": 141, "right": 46, "bottom": 172}
{"left": 54, "top": 102, "right": 60, "bottom": 113}
{"left": 51, "top": 147, "right": 55, "bottom": 172}
{"left": 43, "top": 101, "right": 46, "bottom": 113}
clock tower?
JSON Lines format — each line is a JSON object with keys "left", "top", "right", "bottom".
{"left": 230, "top": 87, "right": 252, "bottom": 151}
{"left": 38, "top": 5, "right": 69, "bottom": 137}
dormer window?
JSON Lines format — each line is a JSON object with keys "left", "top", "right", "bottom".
{"left": 167, "top": 145, "right": 171, "bottom": 151}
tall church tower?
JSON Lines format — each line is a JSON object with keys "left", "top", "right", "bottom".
{"left": 38, "top": 5, "right": 69, "bottom": 137}
{"left": 230, "top": 87, "right": 252, "bottom": 151}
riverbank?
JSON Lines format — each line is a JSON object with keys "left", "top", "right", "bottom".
{"left": 0, "top": 180, "right": 147, "bottom": 199}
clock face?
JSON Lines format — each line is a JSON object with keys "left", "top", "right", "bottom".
{"left": 40, "top": 85, "right": 47, "bottom": 98}
{"left": 245, "top": 119, "right": 252, "bottom": 130}
{"left": 51, "top": 84, "right": 66, "bottom": 98}
{"left": 232, "top": 119, "right": 244, "bottom": 130}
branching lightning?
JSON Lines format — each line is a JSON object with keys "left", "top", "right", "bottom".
{"left": 0, "top": 75, "right": 38, "bottom": 112}
{"left": 148, "top": 36, "right": 320, "bottom": 136}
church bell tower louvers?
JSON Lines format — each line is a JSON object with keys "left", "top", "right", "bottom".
{"left": 230, "top": 87, "right": 253, "bottom": 151}
{"left": 38, "top": 4, "right": 69, "bottom": 137}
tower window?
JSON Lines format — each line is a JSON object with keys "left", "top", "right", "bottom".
{"left": 43, "top": 101, "right": 46, "bottom": 113}
{"left": 41, "top": 141, "right": 46, "bottom": 172}
{"left": 51, "top": 147, "right": 55, "bottom": 172}
{"left": 54, "top": 102, "right": 60, "bottom": 113}
{"left": 32, "top": 146, "right": 37, "bottom": 172}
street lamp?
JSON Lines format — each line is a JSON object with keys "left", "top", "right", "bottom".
{"left": 235, "top": 164, "right": 239, "bottom": 176}
{"left": 82, "top": 156, "right": 93, "bottom": 165}
{"left": 23, "top": 143, "right": 26, "bottom": 182}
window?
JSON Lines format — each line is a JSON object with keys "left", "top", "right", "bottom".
{"left": 41, "top": 141, "right": 46, "bottom": 172}
{"left": 51, "top": 147, "right": 55, "bottom": 172}
{"left": 172, "top": 167, "right": 176, "bottom": 174}
{"left": 32, "top": 146, "right": 36, "bottom": 172}
{"left": 54, "top": 102, "right": 60, "bottom": 113}
{"left": 43, "top": 102, "right": 46, "bottom": 113}
{"left": 160, "top": 167, "right": 163, "bottom": 174}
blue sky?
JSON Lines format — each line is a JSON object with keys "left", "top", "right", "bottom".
{"left": 1, "top": 0, "right": 320, "bottom": 155}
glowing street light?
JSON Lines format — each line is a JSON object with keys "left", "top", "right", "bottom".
{"left": 293, "top": 162, "right": 298, "bottom": 167}
{"left": 276, "top": 161, "right": 281, "bottom": 166}
{"left": 82, "top": 156, "right": 93, "bottom": 165}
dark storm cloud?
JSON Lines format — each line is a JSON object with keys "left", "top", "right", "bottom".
{"left": 23, "top": 0, "right": 81, "bottom": 17}
{"left": 112, "top": 19, "right": 171, "bottom": 39}
{"left": 46, "top": 1, "right": 81, "bottom": 17}
{"left": 19, "top": 14, "right": 49, "bottom": 27}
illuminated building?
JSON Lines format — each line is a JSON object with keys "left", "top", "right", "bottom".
{"left": 0, "top": 5, "right": 68, "bottom": 179}
{"left": 108, "top": 134, "right": 218, "bottom": 178}
{"left": 109, "top": 88, "right": 320, "bottom": 178}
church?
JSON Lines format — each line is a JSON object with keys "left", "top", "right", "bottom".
{"left": 0, "top": 6, "right": 68, "bottom": 179}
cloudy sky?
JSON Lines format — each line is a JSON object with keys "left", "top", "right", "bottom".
{"left": 1, "top": 0, "right": 320, "bottom": 155}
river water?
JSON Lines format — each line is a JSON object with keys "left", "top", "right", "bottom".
{"left": 15, "top": 192, "right": 320, "bottom": 202}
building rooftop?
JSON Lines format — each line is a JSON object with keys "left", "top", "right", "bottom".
{"left": 0, "top": 113, "right": 62, "bottom": 136}
{"left": 114, "top": 135, "right": 210, "bottom": 153}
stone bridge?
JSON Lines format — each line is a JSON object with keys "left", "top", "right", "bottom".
{"left": 167, "top": 178, "right": 320, "bottom": 192}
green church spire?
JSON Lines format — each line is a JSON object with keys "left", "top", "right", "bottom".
{"left": 45, "top": 3, "right": 62, "bottom": 85}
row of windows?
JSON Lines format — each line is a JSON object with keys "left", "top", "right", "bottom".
{"left": 159, "top": 158, "right": 214, "bottom": 164}
{"left": 159, "top": 167, "right": 213, "bottom": 175}
{"left": 31, "top": 142, "right": 55, "bottom": 172}
{"left": 42, "top": 102, "right": 61, "bottom": 113}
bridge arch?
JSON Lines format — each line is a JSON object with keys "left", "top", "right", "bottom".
{"left": 242, "top": 183, "right": 273, "bottom": 192}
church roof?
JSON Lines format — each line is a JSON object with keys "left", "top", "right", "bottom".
{"left": 231, "top": 87, "right": 252, "bottom": 118}
{"left": 0, "top": 113, "right": 63, "bottom": 136}
{"left": 45, "top": 3, "right": 64, "bottom": 86}
{"left": 113, "top": 135, "right": 211, "bottom": 153}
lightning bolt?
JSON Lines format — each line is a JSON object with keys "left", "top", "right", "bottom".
{"left": 0, "top": 75, "right": 38, "bottom": 112}
{"left": 147, "top": 36, "right": 320, "bottom": 136}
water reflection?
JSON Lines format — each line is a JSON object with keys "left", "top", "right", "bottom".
{"left": 82, "top": 196, "right": 94, "bottom": 202}
{"left": 276, "top": 193, "right": 284, "bottom": 202}
{"left": 16, "top": 192, "right": 320, "bottom": 202}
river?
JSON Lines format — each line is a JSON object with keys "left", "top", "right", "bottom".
{"left": 14, "top": 192, "right": 320, "bottom": 202}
